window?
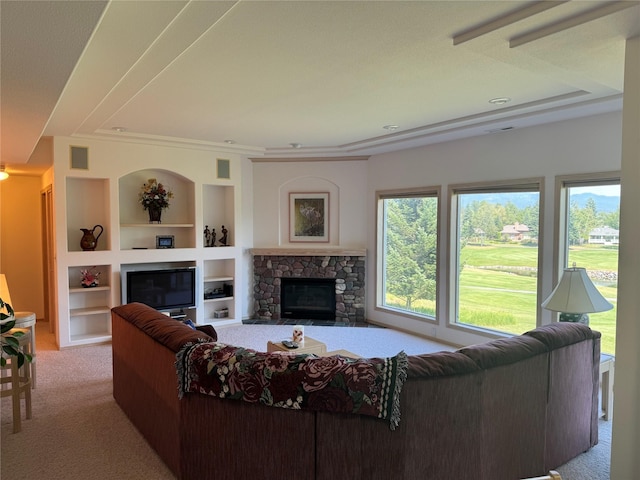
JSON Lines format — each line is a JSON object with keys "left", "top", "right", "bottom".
{"left": 377, "top": 189, "right": 439, "bottom": 319}
{"left": 558, "top": 174, "right": 620, "bottom": 355}
{"left": 450, "top": 180, "right": 541, "bottom": 336}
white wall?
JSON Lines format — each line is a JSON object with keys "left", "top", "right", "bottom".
{"left": 0, "top": 175, "right": 45, "bottom": 318}
{"left": 251, "top": 160, "right": 368, "bottom": 248}
{"left": 366, "top": 111, "right": 622, "bottom": 346}
{"left": 240, "top": 156, "right": 255, "bottom": 319}
{"left": 610, "top": 35, "right": 640, "bottom": 480}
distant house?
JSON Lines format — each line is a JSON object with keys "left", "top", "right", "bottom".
{"left": 470, "top": 228, "right": 486, "bottom": 244}
{"left": 501, "top": 222, "right": 530, "bottom": 242}
{"left": 589, "top": 226, "right": 619, "bottom": 245}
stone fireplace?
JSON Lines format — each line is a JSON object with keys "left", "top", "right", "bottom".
{"left": 251, "top": 249, "right": 366, "bottom": 323}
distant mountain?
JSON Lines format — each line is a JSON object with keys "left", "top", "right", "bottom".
{"left": 570, "top": 193, "right": 620, "bottom": 213}
{"left": 460, "top": 192, "right": 539, "bottom": 210}
{"left": 460, "top": 192, "right": 619, "bottom": 213}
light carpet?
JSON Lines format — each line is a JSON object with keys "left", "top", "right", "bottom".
{"left": 1, "top": 321, "right": 611, "bottom": 479}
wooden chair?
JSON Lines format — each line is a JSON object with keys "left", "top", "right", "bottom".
{"left": 13, "top": 311, "right": 37, "bottom": 388}
{"left": 521, "top": 471, "right": 562, "bottom": 480}
{"left": 0, "top": 329, "right": 33, "bottom": 433}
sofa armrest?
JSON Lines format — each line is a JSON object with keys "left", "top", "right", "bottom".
{"left": 111, "top": 303, "right": 212, "bottom": 352}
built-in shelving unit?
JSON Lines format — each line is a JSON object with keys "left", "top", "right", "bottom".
{"left": 67, "top": 265, "right": 112, "bottom": 345}
{"left": 202, "top": 258, "right": 236, "bottom": 326}
{"left": 56, "top": 149, "right": 242, "bottom": 348}
{"left": 202, "top": 184, "right": 234, "bottom": 247}
{"left": 66, "top": 177, "right": 110, "bottom": 252}
{"left": 119, "top": 169, "right": 196, "bottom": 250}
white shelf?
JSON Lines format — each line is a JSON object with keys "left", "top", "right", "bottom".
{"left": 120, "top": 223, "right": 194, "bottom": 228}
{"left": 69, "top": 333, "right": 112, "bottom": 345}
{"left": 204, "top": 276, "right": 233, "bottom": 282}
{"left": 70, "top": 306, "right": 111, "bottom": 317}
{"left": 204, "top": 296, "right": 234, "bottom": 304}
{"left": 69, "top": 286, "right": 110, "bottom": 293}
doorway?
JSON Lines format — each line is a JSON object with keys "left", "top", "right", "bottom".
{"left": 41, "top": 185, "right": 57, "bottom": 335}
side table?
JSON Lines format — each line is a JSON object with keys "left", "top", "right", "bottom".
{"left": 600, "top": 353, "right": 614, "bottom": 421}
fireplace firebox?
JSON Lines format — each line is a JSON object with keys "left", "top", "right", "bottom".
{"left": 281, "top": 278, "right": 336, "bottom": 320}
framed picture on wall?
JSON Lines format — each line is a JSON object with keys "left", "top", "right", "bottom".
{"left": 289, "top": 192, "right": 329, "bottom": 242}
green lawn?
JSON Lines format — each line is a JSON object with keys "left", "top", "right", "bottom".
{"left": 568, "top": 245, "right": 620, "bottom": 271}
{"left": 388, "top": 243, "right": 619, "bottom": 354}
{"left": 458, "top": 267, "right": 538, "bottom": 335}
{"left": 461, "top": 244, "right": 618, "bottom": 353}
{"left": 461, "top": 244, "right": 539, "bottom": 268}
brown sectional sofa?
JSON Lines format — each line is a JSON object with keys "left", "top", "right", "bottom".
{"left": 111, "top": 302, "right": 600, "bottom": 480}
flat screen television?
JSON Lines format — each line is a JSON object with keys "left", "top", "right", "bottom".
{"left": 125, "top": 267, "right": 196, "bottom": 312}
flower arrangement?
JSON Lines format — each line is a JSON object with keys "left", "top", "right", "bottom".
{"left": 80, "top": 267, "right": 101, "bottom": 288}
{"left": 139, "top": 178, "right": 173, "bottom": 211}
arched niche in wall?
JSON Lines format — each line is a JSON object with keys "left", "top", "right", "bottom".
{"left": 118, "top": 168, "right": 195, "bottom": 250}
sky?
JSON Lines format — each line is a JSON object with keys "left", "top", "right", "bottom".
{"left": 571, "top": 185, "right": 620, "bottom": 197}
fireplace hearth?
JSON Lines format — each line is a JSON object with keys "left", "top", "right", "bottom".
{"left": 252, "top": 251, "right": 365, "bottom": 323}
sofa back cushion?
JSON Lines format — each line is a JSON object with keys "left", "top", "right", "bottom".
{"left": 111, "top": 303, "right": 213, "bottom": 352}
{"left": 524, "top": 322, "right": 599, "bottom": 349}
{"left": 407, "top": 350, "right": 480, "bottom": 378}
{"left": 458, "top": 334, "right": 547, "bottom": 370}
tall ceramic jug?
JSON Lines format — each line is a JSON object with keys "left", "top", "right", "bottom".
{"left": 80, "top": 224, "right": 104, "bottom": 251}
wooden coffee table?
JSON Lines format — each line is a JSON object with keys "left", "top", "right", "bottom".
{"left": 321, "top": 349, "right": 359, "bottom": 359}
{"left": 267, "top": 336, "right": 327, "bottom": 355}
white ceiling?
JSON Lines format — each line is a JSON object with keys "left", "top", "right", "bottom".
{"left": 2, "top": 1, "right": 639, "bottom": 175}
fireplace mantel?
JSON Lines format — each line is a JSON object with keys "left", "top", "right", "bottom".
{"left": 250, "top": 247, "right": 366, "bottom": 256}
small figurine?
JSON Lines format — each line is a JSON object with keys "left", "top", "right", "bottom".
{"left": 210, "top": 228, "right": 217, "bottom": 247}
{"left": 219, "top": 225, "right": 228, "bottom": 246}
{"left": 204, "top": 225, "right": 211, "bottom": 247}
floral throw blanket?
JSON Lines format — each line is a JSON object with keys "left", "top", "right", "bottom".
{"left": 176, "top": 342, "right": 408, "bottom": 430}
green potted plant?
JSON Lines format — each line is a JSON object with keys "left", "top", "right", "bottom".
{"left": 1, "top": 297, "right": 32, "bottom": 368}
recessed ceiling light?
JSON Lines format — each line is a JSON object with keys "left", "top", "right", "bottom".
{"left": 112, "top": 126, "right": 127, "bottom": 132}
{"left": 489, "top": 97, "right": 511, "bottom": 105}
{"left": 224, "top": 140, "right": 236, "bottom": 144}
{"left": 383, "top": 125, "right": 399, "bottom": 131}
{"left": 289, "top": 143, "right": 302, "bottom": 149}
{"left": 486, "top": 126, "right": 515, "bottom": 133}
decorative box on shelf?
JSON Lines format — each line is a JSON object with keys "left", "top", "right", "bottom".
{"left": 213, "top": 308, "right": 229, "bottom": 318}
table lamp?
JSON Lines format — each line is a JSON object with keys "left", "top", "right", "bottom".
{"left": 0, "top": 273, "right": 13, "bottom": 308}
{"left": 542, "top": 264, "right": 613, "bottom": 325}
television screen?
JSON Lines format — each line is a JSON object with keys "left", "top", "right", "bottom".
{"left": 126, "top": 267, "right": 196, "bottom": 311}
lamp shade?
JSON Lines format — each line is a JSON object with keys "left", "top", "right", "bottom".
{"left": 0, "top": 273, "right": 13, "bottom": 307}
{"left": 542, "top": 266, "right": 613, "bottom": 314}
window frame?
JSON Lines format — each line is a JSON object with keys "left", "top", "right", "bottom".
{"left": 375, "top": 186, "right": 441, "bottom": 323}
{"left": 447, "top": 177, "right": 545, "bottom": 338}
{"left": 551, "top": 171, "right": 620, "bottom": 322}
